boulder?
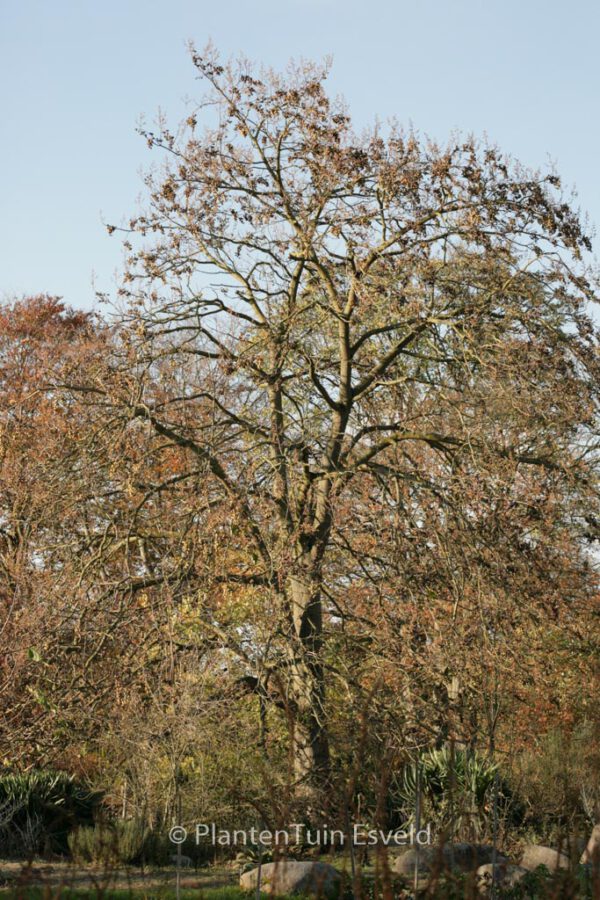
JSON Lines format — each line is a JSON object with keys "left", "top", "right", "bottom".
{"left": 170, "top": 853, "right": 193, "bottom": 868}
{"left": 520, "top": 844, "right": 570, "bottom": 871}
{"left": 477, "top": 862, "right": 528, "bottom": 892}
{"left": 240, "top": 861, "right": 342, "bottom": 897}
{"left": 581, "top": 825, "right": 600, "bottom": 865}
{"left": 393, "top": 843, "right": 502, "bottom": 875}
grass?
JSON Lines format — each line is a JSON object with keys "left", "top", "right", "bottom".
{"left": 0, "top": 888, "right": 275, "bottom": 900}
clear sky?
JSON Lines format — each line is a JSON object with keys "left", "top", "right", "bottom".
{"left": 1, "top": 0, "right": 599, "bottom": 311}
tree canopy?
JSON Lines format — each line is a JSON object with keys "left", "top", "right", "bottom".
{"left": 1, "top": 51, "right": 598, "bottom": 827}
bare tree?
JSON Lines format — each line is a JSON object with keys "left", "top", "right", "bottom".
{"left": 81, "top": 48, "right": 600, "bottom": 806}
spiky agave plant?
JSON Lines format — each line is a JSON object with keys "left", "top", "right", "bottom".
{"left": 390, "top": 747, "right": 511, "bottom": 841}
{"left": 0, "top": 770, "right": 102, "bottom": 854}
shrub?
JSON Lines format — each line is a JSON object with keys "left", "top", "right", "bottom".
{"left": 390, "top": 746, "right": 519, "bottom": 841}
{"left": 509, "top": 725, "right": 600, "bottom": 838}
{"left": 0, "top": 769, "right": 101, "bottom": 856}
{"left": 68, "top": 818, "right": 150, "bottom": 866}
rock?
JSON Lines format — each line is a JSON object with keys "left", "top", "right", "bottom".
{"left": 170, "top": 853, "right": 193, "bottom": 868}
{"left": 581, "top": 825, "right": 600, "bottom": 864}
{"left": 393, "top": 843, "right": 502, "bottom": 875}
{"left": 477, "top": 862, "right": 528, "bottom": 892}
{"left": 240, "top": 860, "right": 341, "bottom": 897}
{"left": 520, "top": 844, "right": 570, "bottom": 871}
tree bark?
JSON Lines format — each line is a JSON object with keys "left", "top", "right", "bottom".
{"left": 287, "top": 572, "right": 330, "bottom": 808}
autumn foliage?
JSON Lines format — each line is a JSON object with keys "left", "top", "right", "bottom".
{"left": 0, "top": 52, "right": 598, "bottom": 841}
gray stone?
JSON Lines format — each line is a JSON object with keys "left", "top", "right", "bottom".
{"left": 477, "top": 862, "right": 528, "bottom": 892}
{"left": 240, "top": 861, "right": 342, "bottom": 897}
{"left": 520, "top": 844, "right": 570, "bottom": 871}
{"left": 581, "top": 825, "right": 600, "bottom": 864}
{"left": 393, "top": 843, "right": 502, "bottom": 875}
{"left": 170, "top": 853, "right": 192, "bottom": 868}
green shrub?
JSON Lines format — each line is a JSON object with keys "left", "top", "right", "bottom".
{"left": 0, "top": 769, "right": 101, "bottom": 856}
{"left": 390, "top": 746, "right": 519, "bottom": 841}
{"left": 68, "top": 819, "right": 150, "bottom": 866}
{"left": 508, "top": 725, "right": 600, "bottom": 837}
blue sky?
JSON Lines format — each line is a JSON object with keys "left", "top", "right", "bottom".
{"left": 1, "top": 0, "right": 599, "bottom": 310}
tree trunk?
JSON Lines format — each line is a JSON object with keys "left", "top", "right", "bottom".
{"left": 287, "top": 572, "right": 330, "bottom": 809}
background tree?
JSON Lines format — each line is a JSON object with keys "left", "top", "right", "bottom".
{"left": 0, "top": 296, "right": 97, "bottom": 761}
{"left": 0, "top": 297, "right": 174, "bottom": 771}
